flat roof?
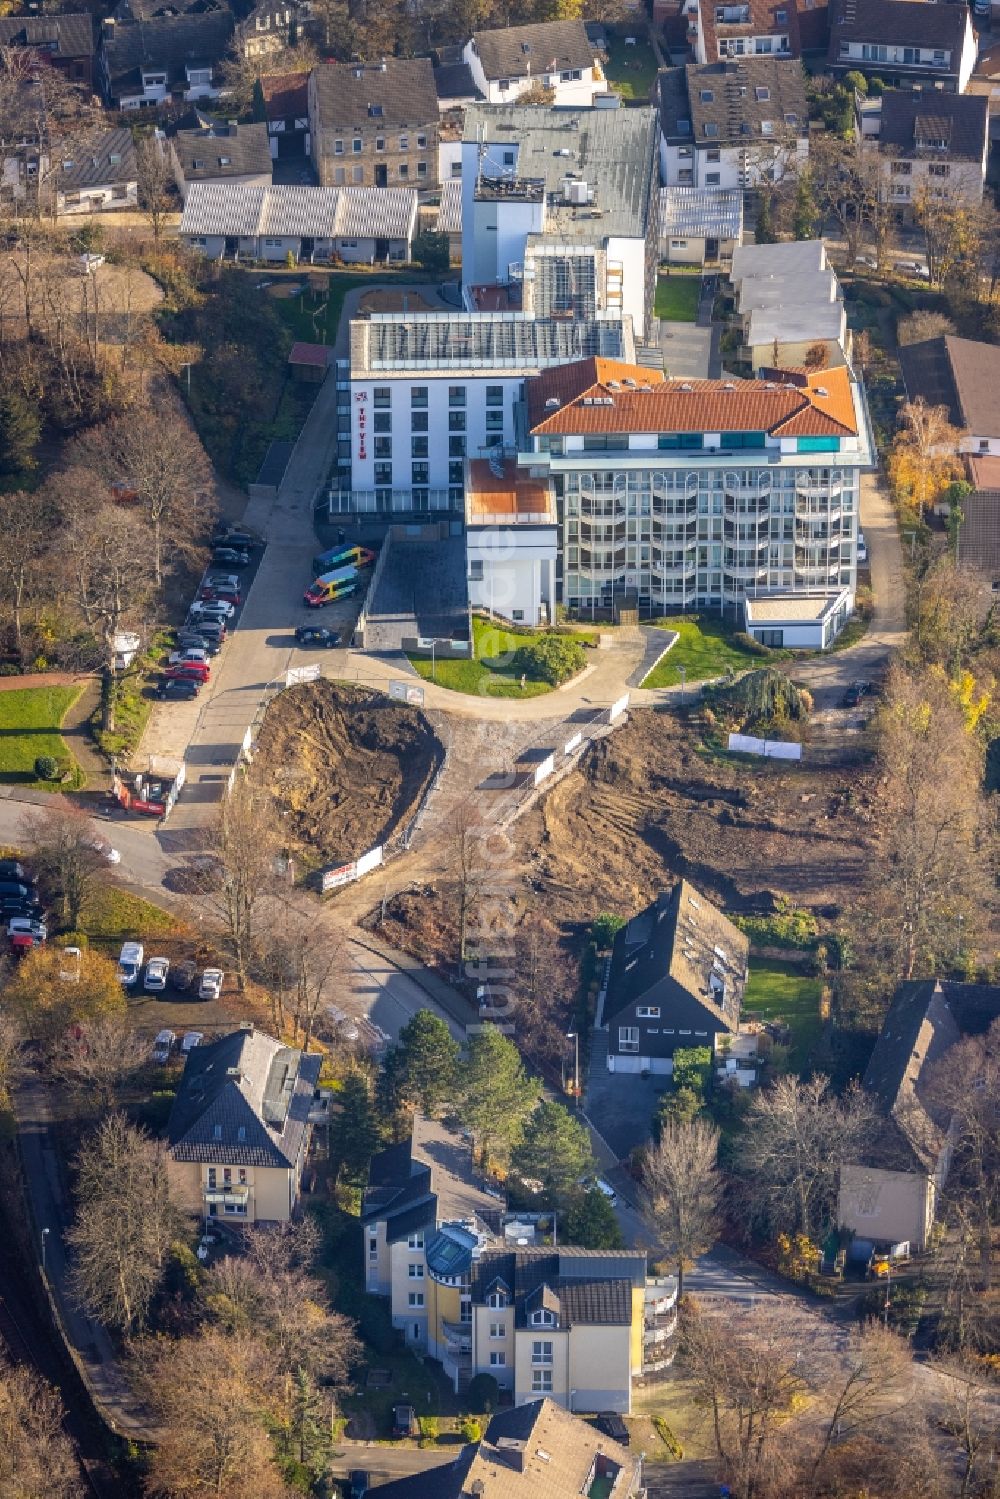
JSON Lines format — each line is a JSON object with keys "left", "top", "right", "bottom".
{"left": 731, "top": 238, "right": 827, "bottom": 282}
{"left": 463, "top": 103, "right": 658, "bottom": 242}
{"left": 350, "top": 311, "right": 633, "bottom": 377}
{"left": 738, "top": 269, "right": 839, "bottom": 312}
{"left": 660, "top": 184, "right": 743, "bottom": 240}
{"left": 747, "top": 301, "right": 846, "bottom": 348}
{"left": 466, "top": 458, "right": 555, "bottom": 524}
{"left": 745, "top": 588, "right": 850, "bottom": 624}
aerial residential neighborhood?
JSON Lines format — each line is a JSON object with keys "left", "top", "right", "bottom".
{"left": 0, "top": 0, "right": 999, "bottom": 1496}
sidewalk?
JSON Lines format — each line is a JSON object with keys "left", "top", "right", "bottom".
{"left": 11, "top": 1070, "right": 155, "bottom": 1442}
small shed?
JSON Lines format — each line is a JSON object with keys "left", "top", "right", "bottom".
{"left": 288, "top": 341, "right": 330, "bottom": 384}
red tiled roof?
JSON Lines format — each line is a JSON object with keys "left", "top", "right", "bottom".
{"left": 259, "top": 71, "right": 308, "bottom": 119}
{"left": 288, "top": 341, "right": 329, "bottom": 368}
{"left": 527, "top": 359, "right": 856, "bottom": 438}
{"left": 967, "top": 454, "right": 1000, "bottom": 491}
{"left": 699, "top": 0, "right": 802, "bottom": 60}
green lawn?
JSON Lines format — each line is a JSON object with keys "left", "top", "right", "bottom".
{"left": 642, "top": 615, "right": 772, "bottom": 688}
{"left": 603, "top": 32, "right": 659, "bottom": 102}
{"left": 0, "top": 686, "right": 83, "bottom": 788}
{"left": 80, "top": 886, "right": 178, "bottom": 944}
{"left": 743, "top": 960, "right": 824, "bottom": 1070}
{"left": 408, "top": 617, "right": 587, "bottom": 699}
{"left": 655, "top": 275, "right": 701, "bottom": 322}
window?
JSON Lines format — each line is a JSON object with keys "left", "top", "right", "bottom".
{"left": 706, "top": 147, "right": 721, "bottom": 162}
{"left": 531, "top": 1369, "right": 553, "bottom": 1393}
{"left": 374, "top": 412, "right": 391, "bottom": 435}
{"left": 374, "top": 462, "right": 392, "bottom": 484}
{"left": 417, "top": 162, "right": 427, "bottom": 177}
{"left": 334, "top": 140, "right": 344, "bottom": 155}
{"left": 417, "top": 133, "right": 427, "bottom": 148}
{"left": 224, "top": 1202, "right": 247, "bottom": 1216}
{"left": 530, "top": 1309, "right": 555, "bottom": 1327}
{"left": 449, "top": 436, "right": 466, "bottom": 458}
{"left": 399, "top": 163, "right": 409, "bottom": 179}
{"left": 706, "top": 172, "right": 721, "bottom": 185}
{"left": 486, "top": 385, "right": 503, "bottom": 406}
{"left": 411, "top": 386, "right": 428, "bottom": 407}
{"left": 485, "top": 410, "right": 504, "bottom": 431}
{"left": 531, "top": 1340, "right": 553, "bottom": 1364}
{"left": 218, "top": 155, "right": 231, "bottom": 167}
{"left": 374, "top": 436, "right": 391, "bottom": 459}
{"left": 411, "top": 436, "right": 429, "bottom": 458}
{"left": 503, "top": 150, "right": 515, "bottom": 166}
{"left": 756, "top": 629, "right": 784, "bottom": 648}
{"left": 411, "top": 411, "right": 428, "bottom": 432}
{"left": 368, "top": 103, "right": 383, "bottom": 118}
{"left": 488, "top": 1290, "right": 507, "bottom": 1308}
{"left": 449, "top": 460, "right": 464, "bottom": 484}
{"left": 352, "top": 138, "right": 362, "bottom": 153}
{"left": 408, "top": 1263, "right": 425, "bottom": 1278}
{"left": 449, "top": 385, "right": 466, "bottom": 406}
{"left": 408, "top": 1292, "right": 425, "bottom": 1308}
{"left": 373, "top": 387, "right": 391, "bottom": 408}
{"left": 619, "top": 1026, "right": 639, "bottom": 1053}
{"left": 498, "top": 78, "right": 510, "bottom": 91}
{"left": 760, "top": 120, "right": 774, "bottom": 135}
{"left": 755, "top": 86, "right": 770, "bottom": 101}
{"left": 489, "top": 1320, "right": 506, "bottom": 1337}
{"left": 207, "top": 1167, "right": 217, "bottom": 1187}
{"left": 449, "top": 410, "right": 466, "bottom": 432}
{"left": 704, "top": 122, "right": 719, "bottom": 139}
{"left": 399, "top": 134, "right": 408, "bottom": 150}
{"left": 375, "top": 137, "right": 385, "bottom": 151}
{"left": 369, "top": 1235, "right": 378, "bottom": 1257}
{"left": 928, "top": 163, "right": 950, "bottom": 178}
{"left": 412, "top": 462, "right": 429, "bottom": 485}
{"left": 470, "top": 559, "right": 484, "bottom": 581}
{"left": 892, "top": 160, "right": 912, "bottom": 176}
{"left": 334, "top": 167, "right": 345, "bottom": 185}
{"left": 636, "top": 1006, "right": 661, "bottom": 1019}
{"left": 352, "top": 166, "right": 363, "bottom": 184}
{"left": 489, "top": 1351, "right": 507, "bottom": 1366}
{"left": 700, "top": 89, "right": 714, "bottom": 102}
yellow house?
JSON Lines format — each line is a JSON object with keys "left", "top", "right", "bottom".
{"left": 167, "top": 1024, "right": 322, "bottom": 1226}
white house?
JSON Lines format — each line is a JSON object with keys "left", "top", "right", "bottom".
{"left": 179, "top": 182, "right": 418, "bottom": 264}
{"left": 463, "top": 19, "right": 607, "bottom": 106}
{"left": 859, "top": 89, "right": 989, "bottom": 216}
{"left": 688, "top": 0, "right": 802, "bottom": 65}
{"left": 99, "top": 12, "right": 235, "bottom": 109}
{"left": 659, "top": 57, "right": 809, "bottom": 190}
{"left": 465, "top": 457, "right": 558, "bottom": 626}
{"left": 828, "top": 0, "right": 976, "bottom": 94}
{"left": 659, "top": 184, "right": 743, "bottom": 266}
{"left": 9, "top": 127, "right": 139, "bottom": 216}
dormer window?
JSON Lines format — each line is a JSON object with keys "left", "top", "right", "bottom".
{"left": 488, "top": 1289, "right": 508, "bottom": 1308}
{"left": 530, "top": 1308, "right": 556, "bottom": 1327}
{"left": 213, "top": 1124, "right": 222, "bottom": 1140}
{"left": 368, "top": 103, "right": 383, "bottom": 118}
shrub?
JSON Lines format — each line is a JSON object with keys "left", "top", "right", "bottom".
{"left": 34, "top": 755, "right": 58, "bottom": 781}
{"left": 591, "top": 913, "right": 625, "bottom": 950}
{"left": 511, "top": 634, "right": 585, "bottom": 686}
{"left": 412, "top": 230, "right": 450, "bottom": 275}
{"left": 52, "top": 931, "right": 89, "bottom": 950}
{"left": 733, "top": 898, "right": 819, "bottom": 950}
{"left": 652, "top": 1416, "right": 683, "bottom": 1460}
{"left": 459, "top": 1417, "right": 482, "bottom": 1443}
{"left": 467, "top": 1374, "right": 500, "bottom": 1413}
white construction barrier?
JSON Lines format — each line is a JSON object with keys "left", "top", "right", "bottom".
{"left": 356, "top": 845, "right": 384, "bottom": 878}
{"left": 564, "top": 731, "right": 583, "bottom": 756}
{"left": 286, "top": 663, "right": 321, "bottom": 687}
{"left": 390, "top": 680, "right": 426, "bottom": 706}
{"left": 608, "top": 693, "right": 630, "bottom": 723}
{"left": 727, "top": 733, "right": 802, "bottom": 761}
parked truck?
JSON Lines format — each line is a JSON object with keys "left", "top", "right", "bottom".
{"left": 303, "top": 566, "right": 358, "bottom": 608}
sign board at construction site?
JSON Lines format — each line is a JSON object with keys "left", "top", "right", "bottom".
{"left": 356, "top": 846, "right": 384, "bottom": 878}
{"left": 608, "top": 693, "right": 630, "bottom": 723}
{"left": 728, "top": 733, "right": 802, "bottom": 761}
{"left": 322, "top": 862, "right": 356, "bottom": 892}
{"left": 286, "top": 664, "right": 321, "bottom": 688}
{"left": 564, "top": 731, "right": 583, "bottom": 756}
{"left": 390, "top": 680, "right": 425, "bottom": 707}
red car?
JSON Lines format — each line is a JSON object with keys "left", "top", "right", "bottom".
{"left": 164, "top": 661, "right": 210, "bottom": 683}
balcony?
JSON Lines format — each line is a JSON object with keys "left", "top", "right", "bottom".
{"left": 579, "top": 547, "right": 627, "bottom": 570}
{"left": 795, "top": 504, "right": 842, "bottom": 527}
{"left": 442, "top": 1320, "right": 472, "bottom": 1353}
{"left": 794, "top": 562, "right": 840, "bottom": 584}
{"left": 580, "top": 498, "right": 626, "bottom": 519}
{"left": 724, "top": 563, "right": 768, "bottom": 583}
{"left": 580, "top": 522, "right": 627, "bottom": 545}
{"left": 204, "top": 1183, "right": 249, "bottom": 1205}
{"left": 796, "top": 476, "right": 843, "bottom": 500}
{"left": 651, "top": 560, "right": 697, "bottom": 582}
{"left": 724, "top": 494, "right": 770, "bottom": 519}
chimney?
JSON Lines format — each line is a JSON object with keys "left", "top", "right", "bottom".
{"left": 102, "top": 16, "right": 115, "bottom": 39}
{"left": 239, "top": 1021, "right": 254, "bottom": 1033}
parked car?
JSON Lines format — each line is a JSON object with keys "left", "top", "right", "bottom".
{"left": 204, "top": 573, "right": 241, "bottom": 591}
{"left": 165, "top": 664, "right": 210, "bottom": 684}
{"left": 894, "top": 259, "right": 930, "bottom": 280}
{"left": 0, "top": 895, "right": 41, "bottom": 918}
{"left": 597, "top": 1413, "right": 629, "bottom": 1445}
{"left": 86, "top": 835, "right": 120, "bottom": 865}
{"left": 392, "top": 1405, "right": 418, "bottom": 1439}
{"left": 294, "top": 625, "right": 338, "bottom": 648}
{"left": 117, "top": 941, "right": 144, "bottom": 987}
{"left": 0, "top": 859, "right": 28, "bottom": 882}
{"left": 857, "top": 530, "right": 868, "bottom": 564}
{"left": 188, "top": 600, "right": 235, "bottom": 622}
{"left": 8, "top": 916, "right": 46, "bottom": 942}
{"left": 212, "top": 547, "right": 250, "bottom": 567}
{"left": 854, "top": 254, "right": 878, "bottom": 271}
{"left": 213, "top": 527, "right": 259, "bottom": 551}
{"left": 199, "top": 587, "right": 242, "bottom": 607}
{"left": 181, "top": 1030, "right": 204, "bottom": 1055}
{"left": 144, "top": 956, "right": 170, "bottom": 992}
{"left": 198, "top": 967, "right": 223, "bottom": 1000}
{"left": 173, "top": 959, "right": 198, "bottom": 993}
{"left": 842, "top": 680, "right": 873, "bottom": 708}
{"left": 0, "top": 881, "right": 31, "bottom": 900}
{"left": 594, "top": 1177, "right": 618, "bottom": 1205}
{"left": 152, "top": 1029, "right": 175, "bottom": 1064}
{"left": 169, "top": 647, "right": 210, "bottom": 667}
{"left": 157, "top": 677, "right": 201, "bottom": 701}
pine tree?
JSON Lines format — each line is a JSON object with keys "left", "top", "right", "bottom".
{"left": 331, "top": 1070, "right": 384, "bottom": 1186}
{"left": 0, "top": 387, "right": 41, "bottom": 479}
{"left": 286, "top": 1367, "right": 331, "bottom": 1475}
{"left": 391, "top": 1010, "right": 460, "bottom": 1117}
{"left": 512, "top": 1101, "right": 593, "bottom": 1199}
{"left": 460, "top": 1027, "right": 540, "bottom": 1170}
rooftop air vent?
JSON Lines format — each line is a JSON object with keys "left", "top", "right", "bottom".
{"left": 623, "top": 377, "right": 637, "bottom": 388}
{"left": 814, "top": 385, "right": 829, "bottom": 396}
{"left": 544, "top": 396, "right": 561, "bottom": 409}
{"left": 680, "top": 382, "right": 693, "bottom": 391}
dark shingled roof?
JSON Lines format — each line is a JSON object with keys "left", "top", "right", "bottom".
{"left": 877, "top": 88, "right": 988, "bottom": 166}
{"left": 173, "top": 120, "right": 271, "bottom": 181}
{"left": 469, "top": 18, "right": 595, "bottom": 81}
{"left": 0, "top": 12, "right": 94, "bottom": 58}
{"left": 55, "top": 126, "right": 136, "bottom": 191}
{"left": 167, "top": 1027, "right": 321, "bottom": 1168}
{"left": 433, "top": 60, "right": 483, "bottom": 102}
{"left": 672, "top": 56, "right": 809, "bottom": 147}
{"left": 102, "top": 11, "right": 234, "bottom": 91}
{"left": 899, "top": 334, "right": 1000, "bottom": 435}
{"left": 310, "top": 57, "right": 438, "bottom": 129}
{"left": 471, "top": 1247, "right": 646, "bottom": 1327}
{"left": 829, "top": 0, "right": 969, "bottom": 58}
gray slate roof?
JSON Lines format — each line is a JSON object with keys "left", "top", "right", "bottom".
{"left": 0, "top": 12, "right": 93, "bottom": 58}
{"left": 877, "top": 88, "right": 988, "bottom": 164}
{"left": 173, "top": 120, "right": 271, "bottom": 182}
{"left": 899, "top": 333, "right": 1000, "bottom": 435}
{"left": 168, "top": 1026, "right": 321, "bottom": 1168}
{"left": 101, "top": 11, "right": 234, "bottom": 91}
{"left": 180, "top": 181, "right": 417, "bottom": 239}
{"left": 472, "top": 1247, "right": 646, "bottom": 1327}
{"left": 829, "top": 0, "right": 969, "bottom": 57}
{"left": 310, "top": 57, "right": 438, "bottom": 129}
{"left": 55, "top": 126, "right": 136, "bottom": 191}
{"left": 469, "top": 18, "right": 595, "bottom": 81}
{"left": 662, "top": 57, "right": 808, "bottom": 147}
{"left": 433, "top": 60, "right": 482, "bottom": 102}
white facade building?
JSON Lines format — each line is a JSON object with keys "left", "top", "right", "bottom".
{"left": 659, "top": 58, "right": 809, "bottom": 191}
{"left": 465, "top": 457, "right": 558, "bottom": 626}
{"left": 463, "top": 19, "right": 607, "bottom": 106}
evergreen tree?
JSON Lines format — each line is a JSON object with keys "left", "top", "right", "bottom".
{"left": 390, "top": 1010, "right": 461, "bottom": 1117}
{"left": 0, "top": 387, "right": 41, "bottom": 479}
{"left": 285, "top": 1367, "right": 332, "bottom": 1476}
{"left": 460, "top": 1027, "right": 540, "bottom": 1170}
{"left": 561, "top": 1188, "right": 624, "bottom": 1250}
{"left": 331, "top": 1070, "right": 383, "bottom": 1186}
{"left": 792, "top": 172, "right": 818, "bottom": 241}
{"left": 512, "top": 1101, "right": 593, "bottom": 1200}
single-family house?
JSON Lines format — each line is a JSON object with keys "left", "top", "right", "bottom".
{"left": 179, "top": 180, "right": 418, "bottom": 262}
{"left": 51, "top": 126, "right": 138, "bottom": 215}
{"left": 827, "top": 0, "right": 976, "bottom": 94}
{"left": 860, "top": 88, "right": 989, "bottom": 214}
{"left": 659, "top": 57, "right": 809, "bottom": 190}
{"left": 688, "top": 0, "right": 802, "bottom": 64}
{"left": 308, "top": 59, "right": 440, "bottom": 191}
{"left": 0, "top": 13, "right": 95, "bottom": 90}
{"left": 170, "top": 119, "right": 272, "bottom": 199}
{"left": 256, "top": 72, "right": 310, "bottom": 162}
{"left": 838, "top": 981, "right": 1000, "bottom": 1252}
{"left": 660, "top": 184, "right": 743, "bottom": 264}
{"left": 237, "top": 0, "right": 297, "bottom": 60}
{"left": 166, "top": 1023, "right": 323, "bottom": 1225}
{"left": 463, "top": 19, "right": 607, "bottom": 107}
{"left": 99, "top": 12, "right": 234, "bottom": 109}
{"left": 603, "top": 881, "right": 749, "bottom": 1075}
{"left": 370, "top": 1400, "right": 644, "bottom": 1499}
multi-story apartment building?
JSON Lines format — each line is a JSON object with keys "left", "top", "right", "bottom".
{"left": 659, "top": 57, "right": 809, "bottom": 190}
{"left": 363, "top": 1115, "right": 676, "bottom": 1406}
{"left": 309, "top": 59, "right": 440, "bottom": 191}
{"left": 508, "top": 355, "right": 872, "bottom": 624}
{"left": 687, "top": 0, "right": 802, "bottom": 63}
{"left": 828, "top": 0, "right": 976, "bottom": 94}
{"left": 857, "top": 88, "right": 989, "bottom": 215}
{"left": 460, "top": 105, "right": 660, "bottom": 339}
{"left": 344, "top": 311, "right": 634, "bottom": 511}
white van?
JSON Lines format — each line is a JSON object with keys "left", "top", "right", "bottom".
{"left": 117, "top": 941, "right": 144, "bottom": 987}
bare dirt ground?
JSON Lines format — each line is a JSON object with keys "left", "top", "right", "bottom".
{"left": 250, "top": 680, "right": 444, "bottom": 869}
{"left": 517, "top": 705, "right": 877, "bottom": 927}
{"left": 0, "top": 251, "right": 162, "bottom": 342}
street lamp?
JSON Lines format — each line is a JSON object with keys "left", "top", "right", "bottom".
{"left": 566, "top": 1031, "right": 580, "bottom": 1106}
{"left": 430, "top": 639, "right": 436, "bottom": 683}
{"left": 679, "top": 664, "right": 687, "bottom": 706}
{"left": 41, "top": 1227, "right": 50, "bottom": 1274}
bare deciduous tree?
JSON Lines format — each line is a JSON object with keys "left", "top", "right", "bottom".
{"left": 21, "top": 803, "right": 108, "bottom": 929}
{"left": 49, "top": 1017, "right": 148, "bottom": 1112}
{"left": 642, "top": 1118, "right": 722, "bottom": 1298}
{"left": 68, "top": 1114, "right": 182, "bottom": 1335}
{"left": 0, "top": 1011, "right": 22, "bottom": 1105}
{"left": 199, "top": 779, "right": 283, "bottom": 993}
{"left": 0, "top": 1353, "right": 82, "bottom": 1498}
{"left": 134, "top": 133, "right": 173, "bottom": 244}
{"left": 0, "top": 488, "right": 49, "bottom": 655}
{"left": 808, "top": 1324, "right": 911, "bottom": 1484}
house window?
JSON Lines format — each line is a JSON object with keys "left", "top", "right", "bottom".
{"left": 489, "top": 1319, "right": 506, "bottom": 1337}
{"left": 412, "top": 462, "right": 429, "bottom": 485}
{"left": 374, "top": 436, "right": 392, "bottom": 458}
{"left": 352, "top": 138, "right": 362, "bottom": 153}
{"left": 399, "top": 135, "right": 409, "bottom": 150}
{"left": 334, "top": 140, "right": 344, "bottom": 155}
{"left": 485, "top": 410, "right": 504, "bottom": 431}
{"left": 417, "top": 133, "right": 427, "bottom": 148}
{"left": 449, "top": 385, "right": 466, "bottom": 406}
{"left": 399, "top": 164, "right": 409, "bottom": 179}
{"left": 369, "top": 1236, "right": 378, "bottom": 1258}
{"left": 207, "top": 1167, "right": 217, "bottom": 1187}
{"left": 531, "top": 1340, "right": 553, "bottom": 1365}
{"left": 374, "top": 462, "right": 392, "bottom": 484}
{"left": 619, "top": 1026, "right": 639, "bottom": 1053}
{"left": 368, "top": 103, "right": 383, "bottom": 118}
{"left": 470, "top": 560, "right": 484, "bottom": 580}
{"left": 755, "top": 629, "right": 783, "bottom": 648}
{"left": 334, "top": 168, "right": 345, "bottom": 185}
{"left": 411, "top": 387, "right": 428, "bottom": 407}
{"left": 503, "top": 150, "right": 515, "bottom": 166}
{"left": 706, "top": 173, "right": 721, "bottom": 185}
{"left": 706, "top": 148, "right": 721, "bottom": 163}
{"left": 488, "top": 1290, "right": 507, "bottom": 1308}
{"left": 373, "top": 387, "right": 391, "bottom": 408}
{"left": 408, "top": 1264, "right": 425, "bottom": 1278}
{"left": 408, "top": 1292, "right": 425, "bottom": 1307}
{"left": 411, "top": 411, "right": 429, "bottom": 432}
{"left": 449, "top": 460, "right": 464, "bottom": 484}
{"left": 531, "top": 1369, "right": 553, "bottom": 1393}
{"left": 375, "top": 137, "right": 385, "bottom": 151}
{"left": 498, "top": 78, "right": 510, "bottom": 91}
{"left": 224, "top": 1202, "right": 247, "bottom": 1216}
{"left": 486, "top": 385, "right": 503, "bottom": 406}
{"left": 352, "top": 166, "right": 363, "bottom": 184}
{"left": 637, "top": 1006, "right": 661, "bottom": 1019}
{"left": 489, "top": 1351, "right": 507, "bottom": 1366}
{"left": 449, "top": 410, "right": 466, "bottom": 432}
{"left": 530, "top": 1308, "right": 555, "bottom": 1327}
{"left": 417, "top": 162, "right": 427, "bottom": 177}
{"left": 411, "top": 436, "right": 429, "bottom": 458}
{"left": 892, "top": 161, "right": 912, "bottom": 176}
{"left": 374, "top": 412, "right": 392, "bottom": 435}
{"left": 928, "top": 164, "right": 950, "bottom": 178}
{"left": 448, "top": 436, "right": 466, "bottom": 458}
